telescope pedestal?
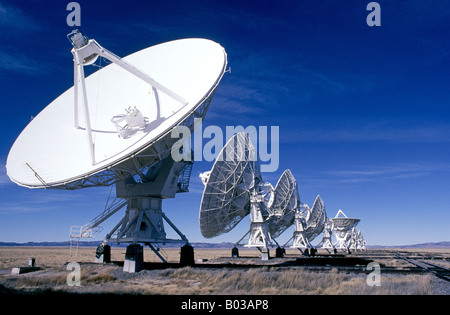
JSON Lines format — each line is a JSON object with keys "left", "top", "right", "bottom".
{"left": 244, "top": 192, "right": 271, "bottom": 260}
{"left": 123, "top": 243, "right": 144, "bottom": 273}
{"left": 95, "top": 244, "right": 111, "bottom": 263}
{"left": 290, "top": 215, "right": 312, "bottom": 253}
{"left": 291, "top": 231, "right": 311, "bottom": 250}
{"left": 101, "top": 158, "right": 193, "bottom": 271}
{"left": 260, "top": 247, "right": 270, "bottom": 261}
{"left": 180, "top": 244, "right": 195, "bottom": 266}
{"left": 334, "top": 231, "right": 351, "bottom": 253}
{"left": 319, "top": 236, "right": 335, "bottom": 253}
{"left": 275, "top": 247, "right": 285, "bottom": 258}
{"left": 318, "top": 220, "right": 335, "bottom": 253}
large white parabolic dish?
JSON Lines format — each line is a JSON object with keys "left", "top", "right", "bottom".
{"left": 7, "top": 38, "right": 227, "bottom": 188}
{"left": 304, "top": 195, "right": 327, "bottom": 241}
{"left": 331, "top": 210, "right": 360, "bottom": 232}
{"left": 268, "top": 169, "right": 298, "bottom": 239}
{"left": 199, "top": 132, "right": 258, "bottom": 239}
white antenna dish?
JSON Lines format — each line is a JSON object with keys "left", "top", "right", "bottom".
{"left": 355, "top": 229, "right": 367, "bottom": 251}
{"left": 331, "top": 209, "right": 360, "bottom": 252}
{"left": 267, "top": 169, "right": 298, "bottom": 240}
{"left": 317, "top": 218, "right": 335, "bottom": 252}
{"left": 332, "top": 209, "right": 360, "bottom": 230}
{"left": 200, "top": 133, "right": 303, "bottom": 259}
{"left": 7, "top": 31, "right": 227, "bottom": 190}
{"left": 304, "top": 195, "right": 327, "bottom": 241}
{"left": 6, "top": 30, "right": 228, "bottom": 271}
{"left": 199, "top": 132, "right": 259, "bottom": 238}
{"left": 200, "top": 132, "right": 283, "bottom": 259}
{"left": 288, "top": 195, "right": 326, "bottom": 252}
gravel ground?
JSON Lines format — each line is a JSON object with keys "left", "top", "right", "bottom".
{"left": 430, "top": 277, "right": 450, "bottom": 295}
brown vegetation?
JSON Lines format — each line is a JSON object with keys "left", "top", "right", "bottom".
{"left": 0, "top": 246, "right": 445, "bottom": 295}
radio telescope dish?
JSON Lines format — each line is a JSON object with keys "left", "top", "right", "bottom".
{"left": 304, "top": 195, "right": 327, "bottom": 241}
{"left": 289, "top": 195, "right": 326, "bottom": 251}
{"left": 200, "top": 132, "right": 281, "bottom": 259}
{"left": 317, "top": 218, "right": 335, "bottom": 252}
{"left": 355, "top": 229, "right": 367, "bottom": 251}
{"left": 267, "top": 169, "right": 298, "bottom": 239}
{"left": 6, "top": 30, "right": 227, "bottom": 271}
{"left": 331, "top": 209, "right": 360, "bottom": 252}
{"left": 199, "top": 132, "right": 258, "bottom": 239}
{"left": 7, "top": 33, "right": 227, "bottom": 190}
{"left": 331, "top": 209, "right": 360, "bottom": 231}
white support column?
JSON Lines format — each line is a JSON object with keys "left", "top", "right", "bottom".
{"left": 318, "top": 220, "right": 335, "bottom": 252}
{"left": 290, "top": 213, "right": 311, "bottom": 249}
{"left": 74, "top": 52, "right": 96, "bottom": 165}
{"left": 245, "top": 191, "right": 271, "bottom": 260}
{"left": 334, "top": 231, "right": 351, "bottom": 251}
{"left": 291, "top": 231, "right": 311, "bottom": 249}
{"left": 73, "top": 54, "right": 79, "bottom": 128}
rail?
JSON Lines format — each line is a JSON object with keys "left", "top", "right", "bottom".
{"left": 396, "top": 255, "right": 450, "bottom": 282}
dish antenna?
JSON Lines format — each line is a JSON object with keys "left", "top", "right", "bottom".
{"left": 267, "top": 170, "right": 298, "bottom": 241}
{"left": 330, "top": 209, "right": 360, "bottom": 253}
{"left": 348, "top": 227, "right": 366, "bottom": 251}
{"left": 200, "top": 132, "right": 295, "bottom": 260}
{"left": 317, "top": 219, "right": 336, "bottom": 253}
{"left": 265, "top": 169, "right": 298, "bottom": 257}
{"left": 286, "top": 195, "right": 326, "bottom": 254}
{"left": 6, "top": 29, "right": 227, "bottom": 272}
{"left": 355, "top": 229, "right": 367, "bottom": 251}
{"left": 199, "top": 132, "right": 258, "bottom": 239}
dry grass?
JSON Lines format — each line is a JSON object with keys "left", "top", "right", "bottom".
{"left": 3, "top": 265, "right": 434, "bottom": 295}
{"left": 152, "top": 266, "right": 433, "bottom": 295}
{"left": 0, "top": 247, "right": 443, "bottom": 295}
{"left": 0, "top": 247, "right": 265, "bottom": 269}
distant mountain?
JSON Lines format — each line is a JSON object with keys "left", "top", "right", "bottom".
{"left": 367, "top": 241, "right": 450, "bottom": 249}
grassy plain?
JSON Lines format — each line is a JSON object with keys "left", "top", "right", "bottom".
{"left": 0, "top": 246, "right": 447, "bottom": 295}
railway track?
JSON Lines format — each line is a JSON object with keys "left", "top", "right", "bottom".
{"left": 104, "top": 249, "right": 450, "bottom": 282}
{"left": 396, "top": 256, "right": 450, "bottom": 282}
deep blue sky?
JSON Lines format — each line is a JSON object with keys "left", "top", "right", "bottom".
{"left": 0, "top": 0, "right": 449, "bottom": 246}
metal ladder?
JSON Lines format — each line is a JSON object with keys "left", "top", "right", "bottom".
{"left": 69, "top": 194, "right": 127, "bottom": 256}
